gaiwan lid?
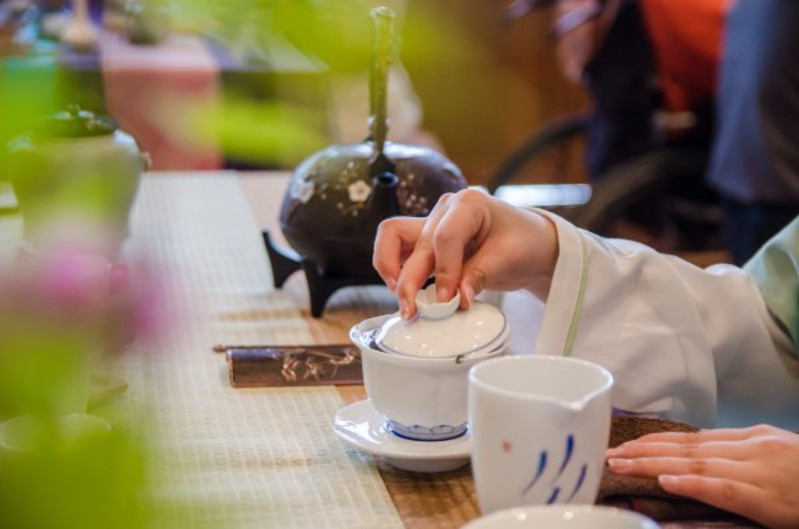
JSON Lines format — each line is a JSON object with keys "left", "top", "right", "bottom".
{"left": 375, "top": 284, "right": 508, "bottom": 358}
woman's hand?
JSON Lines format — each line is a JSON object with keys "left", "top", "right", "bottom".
{"left": 372, "top": 189, "right": 558, "bottom": 319}
{"left": 606, "top": 424, "right": 799, "bottom": 529}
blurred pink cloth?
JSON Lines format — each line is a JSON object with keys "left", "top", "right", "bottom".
{"left": 99, "top": 31, "right": 223, "bottom": 170}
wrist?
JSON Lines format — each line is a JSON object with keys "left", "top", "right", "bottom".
{"left": 523, "top": 210, "right": 559, "bottom": 300}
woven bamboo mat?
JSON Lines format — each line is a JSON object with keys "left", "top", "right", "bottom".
{"left": 119, "top": 173, "right": 403, "bottom": 528}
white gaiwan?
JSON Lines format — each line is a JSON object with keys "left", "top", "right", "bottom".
{"left": 350, "top": 284, "right": 509, "bottom": 441}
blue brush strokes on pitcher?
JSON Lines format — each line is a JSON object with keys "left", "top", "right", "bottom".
{"left": 521, "top": 434, "right": 589, "bottom": 504}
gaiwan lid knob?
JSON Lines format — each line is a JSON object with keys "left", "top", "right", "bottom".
{"left": 375, "top": 284, "right": 508, "bottom": 358}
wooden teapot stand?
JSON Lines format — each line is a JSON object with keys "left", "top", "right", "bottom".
{"left": 262, "top": 230, "right": 384, "bottom": 318}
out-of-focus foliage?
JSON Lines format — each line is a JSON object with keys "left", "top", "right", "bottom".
{"left": 170, "top": 0, "right": 478, "bottom": 78}
{"left": 163, "top": 0, "right": 382, "bottom": 166}
{"left": 0, "top": 247, "right": 173, "bottom": 529}
{"left": 163, "top": 0, "right": 478, "bottom": 166}
{"left": 0, "top": 40, "right": 168, "bottom": 524}
{"left": 173, "top": 0, "right": 376, "bottom": 72}
{"left": 0, "top": 415, "right": 151, "bottom": 529}
{"left": 197, "top": 98, "right": 330, "bottom": 167}
{"left": 0, "top": 2, "right": 481, "bottom": 525}
{"left": 0, "top": 56, "right": 59, "bottom": 169}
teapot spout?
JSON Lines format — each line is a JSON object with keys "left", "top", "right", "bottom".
{"left": 364, "top": 171, "right": 400, "bottom": 251}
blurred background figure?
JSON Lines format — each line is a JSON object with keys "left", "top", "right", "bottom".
{"left": 498, "top": 0, "right": 799, "bottom": 265}
{"left": 488, "top": 0, "right": 728, "bottom": 258}
{"left": 707, "top": 0, "right": 799, "bottom": 265}
{"left": 563, "top": 0, "right": 722, "bottom": 180}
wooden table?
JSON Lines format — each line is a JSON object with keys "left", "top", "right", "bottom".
{"left": 0, "top": 170, "right": 751, "bottom": 528}
{"left": 235, "top": 172, "right": 755, "bottom": 529}
{"left": 72, "top": 170, "right": 751, "bottom": 529}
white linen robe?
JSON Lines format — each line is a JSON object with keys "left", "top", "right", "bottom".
{"left": 504, "top": 212, "right": 799, "bottom": 429}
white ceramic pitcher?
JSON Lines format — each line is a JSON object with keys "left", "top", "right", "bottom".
{"left": 468, "top": 356, "right": 614, "bottom": 514}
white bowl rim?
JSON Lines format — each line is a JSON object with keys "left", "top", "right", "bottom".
{"left": 464, "top": 505, "right": 659, "bottom": 528}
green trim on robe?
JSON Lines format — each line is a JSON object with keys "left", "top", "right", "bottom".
{"left": 743, "top": 216, "right": 799, "bottom": 357}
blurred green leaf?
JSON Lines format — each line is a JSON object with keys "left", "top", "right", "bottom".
{"left": 0, "top": 320, "right": 91, "bottom": 420}
{"left": 196, "top": 98, "right": 329, "bottom": 166}
{"left": 0, "top": 417, "right": 150, "bottom": 529}
{"left": 0, "top": 56, "right": 59, "bottom": 172}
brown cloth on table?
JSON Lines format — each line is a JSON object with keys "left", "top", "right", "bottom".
{"left": 598, "top": 416, "right": 758, "bottom": 526}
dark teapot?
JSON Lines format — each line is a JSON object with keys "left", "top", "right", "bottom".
{"left": 269, "top": 7, "right": 468, "bottom": 316}
{"left": 279, "top": 141, "right": 466, "bottom": 279}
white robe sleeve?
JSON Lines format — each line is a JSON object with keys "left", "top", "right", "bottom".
{"left": 530, "top": 211, "right": 799, "bottom": 429}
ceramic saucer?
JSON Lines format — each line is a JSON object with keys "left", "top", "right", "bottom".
{"left": 334, "top": 399, "right": 471, "bottom": 473}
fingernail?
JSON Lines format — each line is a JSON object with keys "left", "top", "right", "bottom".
{"left": 606, "top": 458, "right": 631, "bottom": 470}
{"left": 606, "top": 447, "right": 620, "bottom": 458}
{"left": 463, "top": 284, "right": 475, "bottom": 305}
{"left": 436, "top": 286, "right": 449, "bottom": 302}
{"left": 659, "top": 475, "right": 679, "bottom": 486}
{"left": 386, "top": 277, "right": 397, "bottom": 292}
{"left": 399, "top": 298, "right": 410, "bottom": 320}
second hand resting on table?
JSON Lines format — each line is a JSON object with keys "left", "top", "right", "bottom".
{"left": 607, "top": 426, "right": 799, "bottom": 529}
{"left": 372, "top": 189, "right": 799, "bottom": 529}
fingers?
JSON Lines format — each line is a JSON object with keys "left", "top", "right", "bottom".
{"left": 608, "top": 440, "right": 750, "bottom": 461}
{"left": 606, "top": 427, "right": 777, "bottom": 481}
{"left": 430, "top": 190, "right": 490, "bottom": 304}
{"left": 459, "top": 265, "right": 487, "bottom": 310}
{"left": 606, "top": 456, "right": 751, "bottom": 483}
{"left": 373, "top": 216, "right": 425, "bottom": 293}
{"left": 374, "top": 189, "right": 507, "bottom": 317}
{"left": 632, "top": 426, "right": 768, "bottom": 445}
{"left": 656, "top": 475, "right": 774, "bottom": 528}
{"left": 392, "top": 191, "right": 491, "bottom": 317}
{"left": 605, "top": 426, "right": 799, "bottom": 528}
{"left": 392, "top": 194, "right": 454, "bottom": 318}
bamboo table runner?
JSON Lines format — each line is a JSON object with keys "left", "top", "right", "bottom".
{"left": 119, "top": 173, "right": 403, "bottom": 528}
